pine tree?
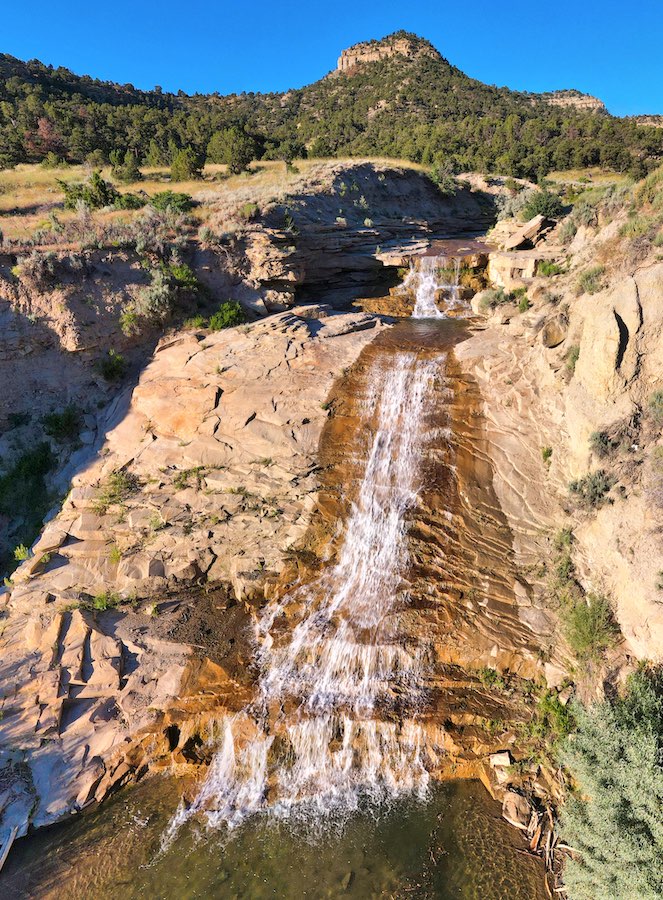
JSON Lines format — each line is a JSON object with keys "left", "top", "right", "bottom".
{"left": 170, "top": 146, "right": 202, "bottom": 181}
{"left": 206, "top": 127, "right": 256, "bottom": 174}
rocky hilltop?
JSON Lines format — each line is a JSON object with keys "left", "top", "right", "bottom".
{"left": 335, "top": 32, "right": 441, "bottom": 73}
{"left": 539, "top": 89, "right": 607, "bottom": 114}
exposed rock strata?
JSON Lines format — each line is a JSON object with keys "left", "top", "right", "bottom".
{"left": 336, "top": 34, "right": 440, "bottom": 74}
{"left": 538, "top": 90, "right": 607, "bottom": 114}
{"left": 457, "top": 245, "right": 663, "bottom": 663}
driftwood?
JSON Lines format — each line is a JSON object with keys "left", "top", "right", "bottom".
{"left": 530, "top": 823, "right": 542, "bottom": 851}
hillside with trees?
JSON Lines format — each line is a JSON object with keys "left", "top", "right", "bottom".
{"left": 0, "top": 32, "right": 662, "bottom": 179}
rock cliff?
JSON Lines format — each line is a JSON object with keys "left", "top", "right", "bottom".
{"left": 459, "top": 197, "right": 663, "bottom": 667}
{"left": 336, "top": 33, "right": 441, "bottom": 74}
{"left": 539, "top": 90, "right": 607, "bottom": 114}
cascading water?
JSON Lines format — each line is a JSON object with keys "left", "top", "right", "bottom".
{"left": 166, "top": 344, "right": 448, "bottom": 842}
{"left": 411, "top": 255, "right": 464, "bottom": 318}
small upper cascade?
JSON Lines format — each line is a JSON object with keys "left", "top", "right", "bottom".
{"left": 410, "top": 255, "right": 465, "bottom": 319}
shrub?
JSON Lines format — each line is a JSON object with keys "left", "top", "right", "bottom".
{"left": 0, "top": 443, "right": 54, "bottom": 575}
{"left": 569, "top": 470, "right": 614, "bottom": 509}
{"left": 13, "top": 544, "right": 30, "bottom": 561}
{"left": 42, "top": 405, "right": 81, "bottom": 443}
{"left": 559, "top": 219, "right": 578, "bottom": 245}
{"left": 548, "top": 527, "right": 582, "bottom": 609}
{"left": 208, "top": 301, "right": 246, "bottom": 330}
{"left": 429, "top": 161, "right": 458, "bottom": 196}
{"left": 477, "top": 667, "right": 507, "bottom": 691}
{"left": 150, "top": 191, "right": 193, "bottom": 213}
{"left": 478, "top": 287, "right": 508, "bottom": 310}
{"left": 8, "top": 412, "right": 30, "bottom": 429}
{"left": 541, "top": 446, "right": 553, "bottom": 464}
{"left": 170, "top": 147, "right": 203, "bottom": 181}
{"left": 108, "top": 545, "right": 122, "bottom": 564}
{"left": 273, "top": 138, "right": 305, "bottom": 165}
{"left": 564, "top": 594, "right": 618, "bottom": 660}
{"left": 589, "top": 430, "right": 613, "bottom": 458}
{"left": 529, "top": 690, "right": 575, "bottom": 747}
{"left": 238, "top": 202, "right": 260, "bottom": 221}
{"left": 18, "top": 251, "right": 59, "bottom": 288}
{"left": 537, "top": 260, "right": 564, "bottom": 276}
{"left": 166, "top": 262, "right": 200, "bottom": 294}
{"left": 182, "top": 314, "right": 207, "bottom": 329}
{"left": 122, "top": 206, "right": 189, "bottom": 258}
{"left": 40, "top": 151, "right": 67, "bottom": 169}
{"left": 119, "top": 309, "right": 139, "bottom": 336}
{"left": 98, "top": 349, "right": 127, "bottom": 381}
{"left": 93, "top": 470, "right": 139, "bottom": 514}
{"left": 634, "top": 164, "right": 663, "bottom": 207}
{"left": 207, "top": 127, "right": 257, "bottom": 174}
{"left": 59, "top": 171, "right": 119, "bottom": 210}
{"left": 560, "top": 669, "right": 663, "bottom": 900}
{"left": 86, "top": 149, "right": 107, "bottom": 168}
{"left": 518, "top": 294, "right": 530, "bottom": 313}
{"left": 566, "top": 344, "right": 580, "bottom": 373}
{"left": 648, "top": 390, "right": 663, "bottom": 424}
{"left": 576, "top": 265, "right": 606, "bottom": 295}
{"left": 114, "top": 192, "right": 145, "bottom": 210}
{"left": 619, "top": 214, "right": 652, "bottom": 240}
{"left": 504, "top": 177, "right": 523, "bottom": 195}
{"left": 521, "top": 191, "right": 564, "bottom": 220}
{"left": 132, "top": 268, "right": 175, "bottom": 325}
{"left": 87, "top": 591, "right": 122, "bottom": 611}
{"left": 282, "top": 208, "right": 299, "bottom": 234}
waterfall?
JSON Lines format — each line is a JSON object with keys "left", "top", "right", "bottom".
{"left": 411, "top": 255, "right": 464, "bottom": 318}
{"left": 166, "top": 350, "right": 446, "bottom": 841}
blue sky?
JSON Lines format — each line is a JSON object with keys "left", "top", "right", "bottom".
{"left": 3, "top": 0, "right": 662, "bottom": 116}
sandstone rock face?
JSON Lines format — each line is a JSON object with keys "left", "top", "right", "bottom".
{"left": 0, "top": 161, "right": 495, "bottom": 565}
{"left": 458, "top": 241, "right": 663, "bottom": 663}
{"left": 336, "top": 35, "right": 440, "bottom": 74}
{"left": 502, "top": 790, "right": 533, "bottom": 829}
{"left": 0, "top": 306, "right": 387, "bottom": 836}
{"left": 239, "top": 162, "right": 495, "bottom": 304}
{"left": 487, "top": 250, "right": 558, "bottom": 291}
{"left": 539, "top": 90, "right": 607, "bottom": 114}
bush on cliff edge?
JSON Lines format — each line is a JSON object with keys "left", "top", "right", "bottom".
{"left": 560, "top": 669, "right": 663, "bottom": 900}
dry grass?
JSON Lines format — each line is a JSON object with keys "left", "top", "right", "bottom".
{"left": 546, "top": 167, "right": 629, "bottom": 186}
{"left": 0, "top": 157, "right": 425, "bottom": 244}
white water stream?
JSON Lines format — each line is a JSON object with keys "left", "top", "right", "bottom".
{"left": 411, "top": 255, "right": 463, "bottom": 318}
{"left": 167, "top": 260, "right": 459, "bottom": 841}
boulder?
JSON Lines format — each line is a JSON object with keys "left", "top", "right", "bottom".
{"left": 489, "top": 750, "right": 512, "bottom": 768}
{"left": 503, "top": 215, "right": 551, "bottom": 251}
{"left": 541, "top": 314, "right": 568, "bottom": 348}
{"left": 502, "top": 790, "right": 532, "bottom": 829}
